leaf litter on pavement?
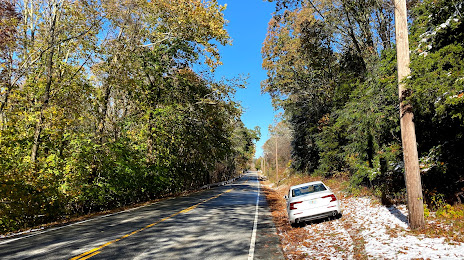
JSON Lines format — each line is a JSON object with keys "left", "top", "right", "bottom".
{"left": 262, "top": 180, "right": 464, "bottom": 259}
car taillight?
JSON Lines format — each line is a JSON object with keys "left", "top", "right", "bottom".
{"left": 322, "top": 194, "right": 337, "bottom": 202}
{"left": 290, "top": 201, "right": 302, "bottom": 210}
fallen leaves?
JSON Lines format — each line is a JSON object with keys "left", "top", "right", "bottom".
{"left": 261, "top": 177, "right": 464, "bottom": 259}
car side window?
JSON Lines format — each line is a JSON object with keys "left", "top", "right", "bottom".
{"left": 292, "top": 189, "right": 299, "bottom": 197}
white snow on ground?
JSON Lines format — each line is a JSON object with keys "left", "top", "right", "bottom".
{"left": 344, "top": 197, "right": 464, "bottom": 259}
{"left": 290, "top": 196, "right": 464, "bottom": 259}
{"left": 297, "top": 217, "right": 354, "bottom": 259}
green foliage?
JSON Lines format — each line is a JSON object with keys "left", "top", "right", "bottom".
{"left": 0, "top": 0, "right": 258, "bottom": 234}
{"left": 262, "top": 0, "right": 464, "bottom": 207}
{"left": 436, "top": 204, "right": 464, "bottom": 219}
{"left": 428, "top": 193, "right": 447, "bottom": 211}
{"left": 408, "top": 0, "right": 464, "bottom": 207}
{"left": 423, "top": 204, "right": 430, "bottom": 218}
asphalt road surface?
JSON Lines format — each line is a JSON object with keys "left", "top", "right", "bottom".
{"left": 0, "top": 172, "right": 283, "bottom": 260}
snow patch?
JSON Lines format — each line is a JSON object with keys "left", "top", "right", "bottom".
{"left": 298, "top": 218, "right": 354, "bottom": 259}
{"left": 293, "top": 196, "right": 464, "bottom": 259}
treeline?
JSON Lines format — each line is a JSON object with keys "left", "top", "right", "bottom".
{"left": 261, "top": 0, "right": 464, "bottom": 206}
{"left": 0, "top": 0, "right": 259, "bottom": 233}
{"left": 255, "top": 121, "right": 292, "bottom": 184}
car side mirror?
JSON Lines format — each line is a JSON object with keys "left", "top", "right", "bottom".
{"left": 284, "top": 195, "right": 288, "bottom": 200}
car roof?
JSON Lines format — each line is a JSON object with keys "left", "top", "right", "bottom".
{"left": 290, "top": 181, "right": 325, "bottom": 189}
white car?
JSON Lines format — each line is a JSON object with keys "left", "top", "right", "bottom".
{"left": 285, "top": 181, "right": 342, "bottom": 226}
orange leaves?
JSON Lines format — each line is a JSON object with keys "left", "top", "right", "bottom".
{"left": 318, "top": 113, "right": 330, "bottom": 130}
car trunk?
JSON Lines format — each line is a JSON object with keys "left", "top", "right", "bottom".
{"left": 294, "top": 190, "right": 333, "bottom": 210}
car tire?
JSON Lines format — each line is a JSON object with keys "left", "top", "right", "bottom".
{"left": 291, "top": 221, "right": 305, "bottom": 228}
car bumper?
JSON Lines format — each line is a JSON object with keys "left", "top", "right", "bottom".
{"left": 288, "top": 205, "right": 342, "bottom": 224}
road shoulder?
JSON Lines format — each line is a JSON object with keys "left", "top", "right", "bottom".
{"left": 254, "top": 181, "right": 285, "bottom": 260}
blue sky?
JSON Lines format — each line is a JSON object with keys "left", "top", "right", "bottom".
{"left": 214, "top": 0, "right": 278, "bottom": 158}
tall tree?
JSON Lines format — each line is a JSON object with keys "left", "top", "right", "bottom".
{"left": 1, "top": 0, "right": 258, "bottom": 233}
{"left": 0, "top": 0, "right": 21, "bottom": 127}
{"left": 408, "top": 0, "right": 464, "bottom": 205}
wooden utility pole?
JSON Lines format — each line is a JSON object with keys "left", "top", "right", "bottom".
{"left": 394, "top": 0, "right": 425, "bottom": 229}
{"left": 265, "top": 153, "right": 269, "bottom": 179}
{"left": 275, "top": 138, "right": 279, "bottom": 185}
{"left": 261, "top": 157, "right": 264, "bottom": 174}
{"left": 263, "top": 155, "right": 266, "bottom": 177}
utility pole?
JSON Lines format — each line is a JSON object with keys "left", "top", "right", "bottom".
{"left": 263, "top": 154, "right": 266, "bottom": 177}
{"left": 275, "top": 137, "right": 278, "bottom": 185}
{"left": 261, "top": 156, "right": 264, "bottom": 175}
{"left": 394, "top": 0, "right": 425, "bottom": 229}
{"left": 264, "top": 153, "right": 268, "bottom": 179}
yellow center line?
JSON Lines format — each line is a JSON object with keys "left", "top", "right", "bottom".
{"left": 70, "top": 188, "right": 233, "bottom": 260}
{"left": 78, "top": 251, "right": 100, "bottom": 260}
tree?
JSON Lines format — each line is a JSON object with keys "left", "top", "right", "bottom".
{"left": 0, "top": 0, "right": 21, "bottom": 126}
{"left": 263, "top": 121, "right": 291, "bottom": 183}
{"left": 1, "top": 0, "right": 257, "bottom": 233}
{"left": 407, "top": 0, "right": 464, "bottom": 206}
{"left": 262, "top": 0, "right": 464, "bottom": 218}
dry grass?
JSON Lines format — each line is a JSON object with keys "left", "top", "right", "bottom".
{"left": 261, "top": 183, "right": 302, "bottom": 258}
{"left": 262, "top": 173, "right": 464, "bottom": 259}
{"left": 261, "top": 174, "right": 368, "bottom": 259}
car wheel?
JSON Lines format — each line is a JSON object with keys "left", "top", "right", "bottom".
{"left": 291, "top": 221, "right": 305, "bottom": 228}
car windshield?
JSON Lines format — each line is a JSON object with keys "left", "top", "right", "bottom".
{"left": 292, "top": 183, "right": 327, "bottom": 197}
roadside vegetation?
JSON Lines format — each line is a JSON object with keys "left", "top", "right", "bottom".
{"left": 261, "top": 173, "right": 464, "bottom": 259}
{"left": 258, "top": 0, "right": 464, "bottom": 216}
{"left": 0, "top": 0, "right": 259, "bottom": 234}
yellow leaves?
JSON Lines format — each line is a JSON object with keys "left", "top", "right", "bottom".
{"left": 436, "top": 204, "right": 464, "bottom": 219}
{"left": 150, "top": 0, "right": 229, "bottom": 68}
{"left": 103, "top": 0, "right": 228, "bottom": 71}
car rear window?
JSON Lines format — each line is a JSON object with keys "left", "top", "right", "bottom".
{"left": 292, "top": 183, "right": 327, "bottom": 197}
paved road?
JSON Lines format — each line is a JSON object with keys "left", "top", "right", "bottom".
{"left": 0, "top": 172, "right": 283, "bottom": 260}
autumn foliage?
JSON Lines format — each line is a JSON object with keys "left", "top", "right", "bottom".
{"left": 0, "top": 0, "right": 258, "bottom": 233}
{"left": 262, "top": 0, "right": 464, "bottom": 208}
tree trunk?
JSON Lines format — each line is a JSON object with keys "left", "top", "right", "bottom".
{"left": 146, "top": 110, "right": 155, "bottom": 163}
{"left": 394, "top": 0, "right": 425, "bottom": 229}
{"left": 367, "top": 132, "right": 374, "bottom": 168}
{"left": 0, "top": 82, "right": 11, "bottom": 130}
{"left": 31, "top": 5, "right": 58, "bottom": 163}
{"left": 342, "top": 4, "right": 363, "bottom": 57}
{"left": 97, "top": 85, "right": 111, "bottom": 144}
{"left": 375, "top": 3, "right": 392, "bottom": 50}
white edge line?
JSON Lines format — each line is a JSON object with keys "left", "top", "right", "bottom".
{"left": 248, "top": 175, "right": 260, "bottom": 260}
